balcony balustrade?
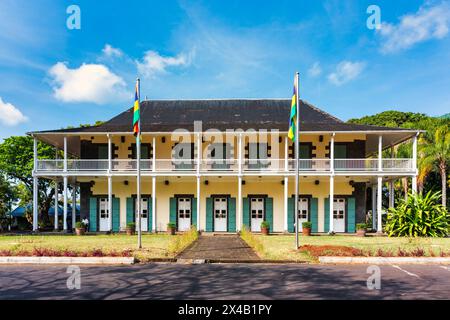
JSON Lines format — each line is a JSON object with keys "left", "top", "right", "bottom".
{"left": 35, "top": 158, "right": 415, "bottom": 174}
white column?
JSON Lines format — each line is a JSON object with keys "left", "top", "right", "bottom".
{"left": 72, "top": 184, "right": 76, "bottom": 230}
{"left": 32, "top": 137, "right": 38, "bottom": 231}
{"left": 54, "top": 181, "right": 58, "bottom": 230}
{"left": 372, "top": 185, "right": 377, "bottom": 231}
{"left": 196, "top": 177, "right": 201, "bottom": 231}
{"left": 284, "top": 136, "right": 289, "bottom": 172}
{"left": 33, "top": 177, "right": 38, "bottom": 231}
{"left": 412, "top": 133, "right": 418, "bottom": 193}
{"left": 377, "top": 176, "right": 383, "bottom": 233}
{"left": 237, "top": 177, "right": 242, "bottom": 232}
{"left": 108, "top": 176, "right": 112, "bottom": 232}
{"left": 108, "top": 134, "right": 112, "bottom": 173}
{"left": 378, "top": 135, "right": 382, "bottom": 172}
{"left": 284, "top": 177, "right": 288, "bottom": 232}
{"left": 329, "top": 133, "right": 335, "bottom": 233}
{"left": 329, "top": 176, "right": 334, "bottom": 233}
{"left": 196, "top": 133, "right": 201, "bottom": 231}
{"left": 152, "top": 176, "right": 156, "bottom": 232}
{"left": 237, "top": 133, "right": 243, "bottom": 232}
{"left": 63, "top": 176, "right": 68, "bottom": 231}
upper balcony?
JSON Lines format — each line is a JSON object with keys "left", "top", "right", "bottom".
{"left": 35, "top": 158, "right": 415, "bottom": 176}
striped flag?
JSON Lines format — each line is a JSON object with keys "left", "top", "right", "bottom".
{"left": 132, "top": 80, "right": 140, "bottom": 137}
{"left": 288, "top": 79, "right": 298, "bottom": 141}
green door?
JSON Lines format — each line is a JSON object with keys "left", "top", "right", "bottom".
{"left": 169, "top": 197, "right": 177, "bottom": 226}
{"left": 228, "top": 197, "right": 236, "bottom": 232}
{"left": 324, "top": 198, "right": 330, "bottom": 233}
{"left": 311, "top": 198, "right": 318, "bottom": 232}
{"left": 89, "top": 197, "right": 97, "bottom": 232}
{"left": 265, "top": 197, "right": 273, "bottom": 232}
{"left": 242, "top": 198, "right": 250, "bottom": 229}
{"left": 347, "top": 197, "right": 356, "bottom": 233}
{"left": 126, "top": 197, "right": 134, "bottom": 225}
{"left": 288, "top": 197, "right": 294, "bottom": 232}
{"left": 206, "top": 197, "right": 213, "bottom": 232}
{"left": 112, "top": 198, "right": 120, "bottom": 232}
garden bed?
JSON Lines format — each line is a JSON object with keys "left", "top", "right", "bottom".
{"left": 0, "top": 233, "right": 197, "bottom": 263}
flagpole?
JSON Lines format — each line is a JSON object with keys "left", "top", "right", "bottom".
{"left": 295, "top": 72, "right": 300, "bottom": 249}
{"left": 136, "top": 78, "right": 142, "bottom": 249}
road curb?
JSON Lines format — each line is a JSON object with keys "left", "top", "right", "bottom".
{"left": 319, "top": 256, "right": 450, "bottom": 265}
{"left": 0, "top": 256, "right": 135, "bottom": 265}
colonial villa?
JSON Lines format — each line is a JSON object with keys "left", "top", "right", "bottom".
{"left": 28, "top": 99, "right": 420, "bottom": 234}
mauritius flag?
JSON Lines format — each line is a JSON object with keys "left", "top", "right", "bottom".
{"left": 132, "top": 80, "right": 140, "bottom": 137}
{"left": 288, "top": 78, "right": 298, "bottom": 141}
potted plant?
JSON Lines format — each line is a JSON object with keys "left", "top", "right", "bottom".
{"left": 167, "top": 222, "right": 176, "bottom": 235}
{"left": 75, "top": 221, "right": 85, "bottom": 236}
{"left": 126, "top": 222, "right": 136, "bottom": 236}
{"left": 260, "top": 221, "right": 270, "bottom": 235}
{"left": 356, "top": 223, "right": 367, "bottom": 237}
{"left": 302, "top": 221, "right": 312, "bottom": 236}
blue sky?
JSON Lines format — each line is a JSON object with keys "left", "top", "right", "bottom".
{"left": 0, "top": 0, "right": 449, "bottom": 140}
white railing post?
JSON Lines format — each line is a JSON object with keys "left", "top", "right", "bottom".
{"left": 377, "top": 176, "right": 383, "bottom": 233}
{"left": 238, "top": 133, "right": 243, "bottom": 175}
{"left": 378, "top": 135, "right": 382, "bottom": 172}
{"left": 63, "top": 176, "right": 68, "bottom": 232}
{"left": 108, "top": 134, "right": 112, "bottom": 173}
{"left": 63, "top": 136, "right": 67, "bottom": 173}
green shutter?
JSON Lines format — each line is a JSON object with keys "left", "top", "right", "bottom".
{"left": 347, "top": 197, "right": 356, "bottom": 233}
{"left": 288, "top": 197, "right": 294, "bottom": 233}
{"left": 266, "top": 197, "right": 273, "bottom": 232}
{"left": 89, "top": 197, "right": 97, "bottom": 232}
{"left": 126, "top": 197, "right": 134, "bottom": 225}
{"left": 299, "top": 144, "right": 310, "bottom": 158}
{"left": 148, "top": 197, "right": 153, "bottom": 232}
{"left": 112, "top": 198, "right": 120, "bottom": 232}
{"left": 324, "top": 198, "right": 330, "bottom": 233}
{"left": 242, "top": 198, "right": 250, "bottom": 229}
{"left": 335, "top": 145, "right": 347, "bottom": 159}
{"left": 98, "top": 145, "right": 108, "bottom": 159}
{"left": 169, "top": 198, "right": 177, "bottom": 226}
{"left": 228, "top": 197, "right": 236, "bottom": 232}
{"left": 206, "top": 198, "right": 213, "bottom": 232}
{"left": 311, "top": 198, "right": 318, "bottom": 233}
{"left": 192, "top": 198, "right": 197, "bottom": 229}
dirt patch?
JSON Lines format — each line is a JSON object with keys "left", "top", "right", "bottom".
{"left": 299, "top": 245, "right": 364, "bottom": 257}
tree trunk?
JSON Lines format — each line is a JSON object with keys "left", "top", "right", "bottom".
{"left": 402, "top": 178, "right": 408, "bottom": 200}
{"left": 440, "top": 162, "right": 447, "bottom": 207}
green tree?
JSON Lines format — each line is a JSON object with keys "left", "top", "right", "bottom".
{"left": 0, "top": 174, "right": 18, "bottom": 230}
{"left": 0, "top": 136, "right": 56, "bottom": 225}
{"left": 420, "top": 124, "right": 450, "bottom": 207}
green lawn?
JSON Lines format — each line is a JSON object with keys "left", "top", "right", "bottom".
{"left": 251, "top": 235, "right": 450, "bottom": 262}
{"left": 0, "top": 234, "right": 188, "bottom": 262}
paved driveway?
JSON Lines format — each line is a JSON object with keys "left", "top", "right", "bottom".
{"left": 177, "top": 235, "right": 260, "bottom": 261}
{"left": 1, "top": 264, "right": 449, "bottom": 299}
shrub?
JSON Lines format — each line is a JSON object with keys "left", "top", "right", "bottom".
{"left": 260, "top": 221, "right": 270, "bottom": 229}
{"left": 356, "top": 223, "right": 367, "bottom": 231}
{"left": 167, "top": 226, "right": 198, "bottom": 255}
{"left": 302, "top": 221, "right": 312, "bottom": 229}
{"left": 167, "top": 222, "right": 176, "bottom": 229}
{"left": 240, "top": 226, "right": 264, "bottom": 255}
{"left": 385, "top": 191, "right": 449, "bottom": 237}
{"left": 75, "top": 221, "right": 85, "bottom": 229}
{"left": 126, "top": 222, "right": 136, "bottom": 229}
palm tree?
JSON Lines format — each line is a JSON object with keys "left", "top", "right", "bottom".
{"left": 420, "top": 124, "right": 450, "bottom": 207}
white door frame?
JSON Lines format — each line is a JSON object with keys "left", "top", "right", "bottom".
{"left": 135, "top": 198, "right": 148, "bottom": 232}
{"left": 333, "top": 198, "right": 346, "bottom": 233}
{"left": 98, "top": 198, "right": 110, "bottom": 232}
{"left": 214, "top": 197, "right": 228, "bottom": 232}
{"left": 298, "top": 197, "right": 309, "bottom": 231}
{"left": 250, "top": 197, "right": 264, "bottom": 232}
{"left": 177, "top": 197, "right": 192, "bottom": 231}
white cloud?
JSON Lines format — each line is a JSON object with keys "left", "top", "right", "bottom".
{"left": 328, "top": 61, "right": 365, "bottom": 86}
{"left": 48, "top": 62, "right": 128, "bottom": 104}
{"left": 136, "top": 50, "right": 193, "bottom": 78}
{"left": 378, "top": 2, "right": 450, "bottom": 53}
{"left": 0, "top": 97, "right": 27, "bottom": 126}
{"left": 102, "top": 44, "right": 123, "bottom": 58}
{"left": 308, "top": 62, "right": 322, "bottom": 77}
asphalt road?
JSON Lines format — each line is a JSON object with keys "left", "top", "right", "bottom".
{"left": 0, "top": 263, "right": 449, "bottom": 300}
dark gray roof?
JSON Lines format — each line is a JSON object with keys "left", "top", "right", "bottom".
{"left": 31, "top": 99, "right": 411, "bottom": 133}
